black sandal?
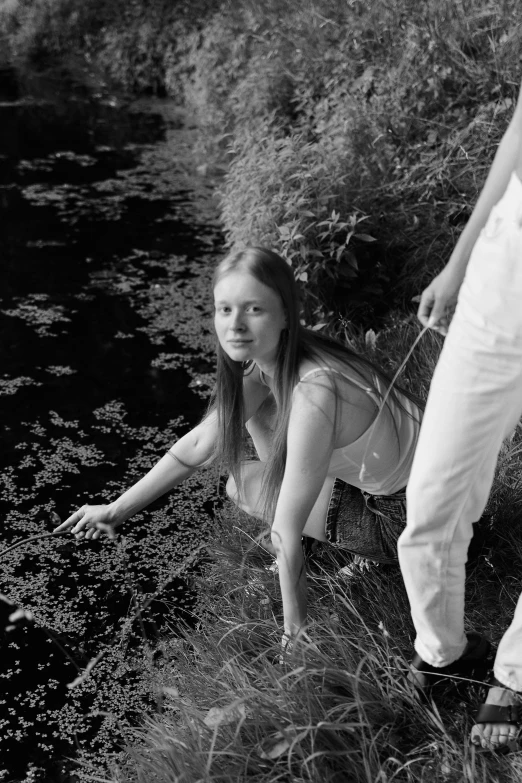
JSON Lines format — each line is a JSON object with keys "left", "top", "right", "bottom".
{"left": 471, "top": 679, "right": 522, "bottom": 752}
{"left": 409, "top": 632, "right": 493, "bottom": 693}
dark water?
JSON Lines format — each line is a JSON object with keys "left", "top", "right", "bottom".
{"left": 0, "top": 66, "right": 222, "bottom": 781}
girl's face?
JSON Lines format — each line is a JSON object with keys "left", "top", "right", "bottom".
{"left": 214, "top": 270, "right": 287, "bottom": 372}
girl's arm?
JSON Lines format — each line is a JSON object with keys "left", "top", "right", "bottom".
{"left": 108, "top": 412, "right": 219, "bottom": 524}
{"left": 55, "top": 367, "right": 271, "bottom": 539}
{"left": 54, "top": 411, "right": 219, "bottom": 539}
{"left": 418, "top": 81, "right": 522, "bottom": 331}
{"left": 104, "top": 369, "right": 270, "bottom": 528}
{"left": 270, "top": 378, "right": 336, "bottom": 637}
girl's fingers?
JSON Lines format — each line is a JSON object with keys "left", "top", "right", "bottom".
{"left": 71, "top": 520, "right": 88, "bottom": 533}
{"left": 54, "top": 507, "right": 87, "bottom": 532}
{"left": 54, "top": 506, "right": 112, "bottom": 540}
{"left": 417, "top": 290, "right": 435, "bottom": 326}
{"left": 53, "top": 516, "right": 78, "bottom": 532}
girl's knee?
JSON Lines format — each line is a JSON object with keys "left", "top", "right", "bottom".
{"left": 226, "top": 472, "right": 252, "bottom": 514}
{"left": 226, "top": 462, "right": 265, "bottom": 518}
{"left": 226, "top": 474, "right": 239, "bottom": 504}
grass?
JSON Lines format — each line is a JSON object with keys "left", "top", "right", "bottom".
{"left": 111, "top": 488, "right": 522, "bottom": 782}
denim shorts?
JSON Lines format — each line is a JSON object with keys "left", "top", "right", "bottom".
{"left": 325, "top": 478, "right": 407, "bottom": 564}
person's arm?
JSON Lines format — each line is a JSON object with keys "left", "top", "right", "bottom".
{"left": 419, "top": 81, "right": 522, "bottom": 332}
{"left": 105, "top": 367, "right": 270, "bottom": 528}
{"left": 54, "top": 366, "right": 271, "bottom": 540}
{"left": 53, "top": 411, "right": 219, "bottom": 539}
{"left": 105, "top": 412, "right": 219, "bottom": 525}
{"left": 270, "top": 377, "right": 336, "bottom": 637}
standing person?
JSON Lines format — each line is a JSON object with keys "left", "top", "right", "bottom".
{"left": 398, "top": 83, "right": 522, "bottom": 750}
{"left": 55, "top": 247, "right": 422, "bottom": 656}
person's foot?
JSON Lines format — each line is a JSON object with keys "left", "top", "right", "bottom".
{"left": 471, "top": 681, "right": 521, "bottom": 752}
{"left": 408, "top": 633, "right": 492, "bottom": 693}
{"left": 337, "top": 555, "right": 378, "bottom": 581}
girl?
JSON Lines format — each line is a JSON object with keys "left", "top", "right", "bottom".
{"left": 55, "top": 247, "right": 422, "bottom": 650}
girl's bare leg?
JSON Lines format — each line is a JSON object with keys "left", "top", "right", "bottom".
{"left": 226, "top": 460, "right": 332, "bottom": 542}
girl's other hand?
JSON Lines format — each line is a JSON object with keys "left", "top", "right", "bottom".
{"left": 279, "top": 631, "right": 296, "bottom": 665}
{"left": 279, "top": 627, "right": 320, "bottom": 664}
{"left": 53, "top": 505, "right": 117, "bottom": 541}
{"left": 417, "top": 265, "right": 465, "bottom": 335}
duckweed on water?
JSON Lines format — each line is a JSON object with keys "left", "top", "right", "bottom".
{"left": 1, "top": 71, "right": 224, "bottom": 778}
{"left": 45, "top": 366, "right": 77, "bottom": 376}
{"left": 1, "top": 406, "right": 220, "bottom": 771}
{"left": 0, "top": 375, "right": 43, "bottom": 395}
{"left": 2, "top": 295, "right": 72, "bottom": 337}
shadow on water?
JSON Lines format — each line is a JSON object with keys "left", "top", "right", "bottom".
{"left": 0, "top": 64, "right": 223, "bottom": 781}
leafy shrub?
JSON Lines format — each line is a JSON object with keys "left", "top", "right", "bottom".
{"left": 1, "top": 0, "right": 108, "bottom": 61}
{"left": 176, "top": 0, "right": 520, "bottom": 321}
{"left": 1, "top": 0, "right": 221, "bottom": 95}
{"left": 220, "top": 122, "right": 380, "bottom": 323}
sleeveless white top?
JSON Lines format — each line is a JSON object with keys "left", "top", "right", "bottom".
{"left": 300, "top": 367, "right": 421, "bottom": 495}
{"left": 298, "top": 366, "right": 421, "bottom": 496}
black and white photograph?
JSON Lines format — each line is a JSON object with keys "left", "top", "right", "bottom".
{"left": 1, "top": 1, "right": 521, "bottom": 780}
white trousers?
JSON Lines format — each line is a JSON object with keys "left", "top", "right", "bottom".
{"left": 398, "top": 172, "right": 522, "bottom": 691}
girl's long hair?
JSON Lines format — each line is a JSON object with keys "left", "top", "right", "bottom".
{"left": 209, "top": 246, "right": 421, "bottom": 524}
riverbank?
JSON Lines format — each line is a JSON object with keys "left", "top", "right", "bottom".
{"left": 2, "top": 2, "right": 522, "bottom": 781}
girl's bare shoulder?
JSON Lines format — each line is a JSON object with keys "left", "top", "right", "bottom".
{"left": 293, "top": 358, "right": 339, "bottom": 409}
{"left": 297, "top": 352, "right": 338, "bottom": 381}
{"left": 296, "top": 354, "right": 377, "bottom": 413}
{"left": 296, "top": 353, "right": 368, "bottom": 387}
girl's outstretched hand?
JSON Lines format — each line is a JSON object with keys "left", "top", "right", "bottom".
{"left": 53, "top": 505, "right": 118, "bottom": 541}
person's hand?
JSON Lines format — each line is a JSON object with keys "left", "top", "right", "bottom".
{"left": 279, "top": 627, "right": 320, "bottom": 665}
{"left": 279, "top": 632, "right": 293, "bottom": 665}
{"left": 53, "top": 505, "right": 118, "bottom": 541}
{"left": 416, "top": 265, "right": 466, "bottom": 335}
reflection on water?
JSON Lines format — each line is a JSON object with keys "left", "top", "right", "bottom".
{"left": 0, "top": 65, "right": 222, "bottom": 781}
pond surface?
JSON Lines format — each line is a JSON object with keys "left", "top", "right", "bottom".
{"left": 0, "top": 66, "right": 223, "bottom": 781}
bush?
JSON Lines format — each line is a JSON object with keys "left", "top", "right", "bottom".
{"left": 210, "top": 0, "right": 521, "bottom": 322}
{"left": 0, "top": 0, "right": 221, "bottom": 95}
